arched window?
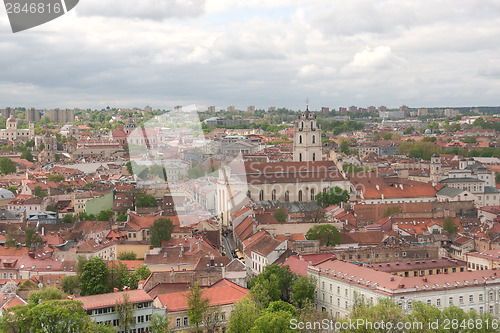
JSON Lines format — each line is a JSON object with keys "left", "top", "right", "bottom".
{"left": 312, "top": 153, "right": 316, "bottom": 161}
{"left": 311, "top": 121, "right": 314, "bottom": 130}
{"left": 285, "top": 191, "right": 289, "bottom": 202}
{"left": 299, "top": 153, "right": 302, "bottom": 162}
{"left": 311, "top": 188, "right": 315, "bottom": 201}
{"left": 312, "top": 135, "right": 315, "bottom": 144}
{"left": 298, "top": 190, "right": 303, "bottom": 202}
{"left": 299, "top": 135, "right": 302, "bottom": 144}
{"left": 259, "top": 190, "right": 264, "bottom": 201}
{"left": 323, "top": 187, "right": 328, "bottom": 193}
{"left": 301, "top": 122, "right": 304, "bottom": 130}
{"left": 272, "top": 189, "right": 276, "bottom": 201}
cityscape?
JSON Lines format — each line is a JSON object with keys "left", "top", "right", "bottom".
{"left": 2, "top": 0, "right": 500, "bottom": 332}
{"left": 0, "top": 103, "right": 499, "bottom": 332}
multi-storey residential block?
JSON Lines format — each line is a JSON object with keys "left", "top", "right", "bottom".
{"left": 309, "top": 258, "right": 500, "bottom": 319}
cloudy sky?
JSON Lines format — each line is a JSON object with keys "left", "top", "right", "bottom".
{"left": 1, "top": 0, "right": 500, "bottom": 110}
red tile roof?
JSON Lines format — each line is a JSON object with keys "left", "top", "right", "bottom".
{"left": 155, "top": 279, "right": 249, "bottom": 312}
{"left": 75, "top": 289, "right": 153, "bottom": 310}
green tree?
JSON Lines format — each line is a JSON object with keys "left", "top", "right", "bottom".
{"left": 443, "top": 216, "right": 459, "bottom": 234}
{"left": 291, "top": 275, "right": 316, "bottom": 308}
{"left": 340, "top": 140, "right": 350, "bottom": 154}
{"left": 62, "top": 214, "right": 76, "bottom": 223}
{"left": 249, "top": 309, "right": 295, "bottom": 333}
{"left": 150, "top": 313, "right": 171, "bottom": 333}
{"left": 383, "top": 132, "right": 393, "bottom": 140}
{"left": 20, "top": 149, "right": 33, "bottom": 162}
{"left": 33, "top": 185, "right": 47, "bottom": 198}
{"left": 0, "top": 300, "right": 90, "bottom": 333}
{"left": 97, "top": 209, "right": 114, "bottom": 221}
{"left": 133, "top": 264, "right": 152, "bottom": 281}
{"left": 273, "top": 207, "right": 287, "bottom": 223}
{"left": 109, "top": 261, "right": 133, "bottom": 291}
{"left": 28, "top": 286, "right": 64, "bottom": 305}
{"left": 48, "top": 174, "right": 65, "bottom": 182}
{"left": 315, "top": 186, "right": 349, "bottom": 207}
{"left": 62, "top": 275, "right": 81, "bottom": 295}
{"left": 115, "top": 294, "right": 135, "bottom": 333}
{"left": 305, "top": 224, "right": 341, "bottom": 246}
{"left": 0, "top": 157, "right": 16, "bottom": 174}
{"left": 5, "top": 230, "right": 17, "bottom": 247}
{"left": 7, "top": 186, "right": 17, "bottom": 194}
{"left": 228, "top": 296, "right": 261, "bottom": 333}
{"left": 80, "top": 257, "right": 110, "bottom": 296}
{"left": 118, "top": 251, "right": 138, "bottom": 260}
{"left": 24, "top": 227, "right": 43, "bottom": 248}
{"left": 136, "top": 194, "right": 158, "bottom": 207}
{"left": 186, "top": 281, "right": 210, "bottom": 333}
{"left": 248, "top": 265, "right": 295, "bottom": 305}
{"left": 404, "top": 126, "right": 414, "bottom": 135}
{"left": 116, "top": 213, "right": 128, "bottom": 221}
{"left": 150, "top": 218, "right": 174, "bottom": 247}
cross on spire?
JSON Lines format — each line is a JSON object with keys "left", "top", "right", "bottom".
{"left": 306, "top": 98, "right": 309, "bottom": 111}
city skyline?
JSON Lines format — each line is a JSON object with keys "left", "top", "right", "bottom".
{"left": 1, "top": 1, "right": 500, "bottom": 109}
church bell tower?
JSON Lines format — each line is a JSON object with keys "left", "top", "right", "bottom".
{"left": 293, "top": 105, "right": 322, "bottom": 162}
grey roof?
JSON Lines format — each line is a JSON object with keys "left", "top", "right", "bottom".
{"left": 0, "top": 209, "right": 21, "bottom": 221}
{"left": 440, "top": 177, "right": 485, "bottom": 183}
{"left": 0, "top": 188, "right": 15, "bottom": 200}
{"left": 436, "top": 186, "right": 464, "bottom": 197}
{"left": 484, "top": 186, "right": 500, "bottom": 194}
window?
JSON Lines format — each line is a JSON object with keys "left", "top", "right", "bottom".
{"left": 489, "top": 291, "right": 494, "bottom": 301}
{"left": 299, "top": 153, "right": 302, "bottom": 161}
{"left": 469, "top": 295, "right": 473, "bottom": 303}
{"left": 312, "top": 153, "right": 316, "bottom": 161}
{"left": 337, "top": 286, "right": 340, "bottom": 294}
{"left": 490, "top": 305, "right": 494, "bottom": 314}
{"left": 176, "top": 318, "right": 181, "bottom": 327}
{"left": 298, "top": 190, "right": 303, "bottom": 202}
{"left": 272, "top": 189, "right": 276, "bottom": 201}
{"left": 311, "top": 189, "right": 315, "bottom": 201}
{"left": 449, "top": 297, "right": 453, "bottom": 306}
{"left": 479, "top": 294, "right": 483, "bottom": 301}
{"left": 259, "top": 190, "right": 264, "bottom": 201}
{"left": 299, "top": 135, "right": 302, "bottom": 144}
{"left": 312, "top": 135, "right": 315, "bottom": 144}
{"left": 459, "top": 296, "right": 463, "bottom": 304}
{"left": 427, "top": 300, "right": 431, "bottom": 305}
{"left": 285, "top": 191, "right": 289, "bottom": 202}
{"left": 437, "top": 299, "right": 441, "bottom": 307}
{"left": 183, "top": 317, "right": 189, "bottom": 326}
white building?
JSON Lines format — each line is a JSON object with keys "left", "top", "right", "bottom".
{"left": 308, "top": 258, "right": 500, "bottom": 319}
{"left": 0, "top": 115, "right": 34, "bottom": 141}
{"left": 75, "top": 289, "right": 164, "bottom": 332}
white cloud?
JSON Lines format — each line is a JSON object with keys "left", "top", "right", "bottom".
{"left": 1, "top": 0, "right": 500, "bottom": 109}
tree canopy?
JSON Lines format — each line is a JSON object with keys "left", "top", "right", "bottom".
{"left": 80, "top": 257, "right": 110, "bottom": 296}
{"left": 136, "top": 194, "right": 158, "bottom": 207}
{"left": 315, "top": 186, "right": 349, "bottom": 207}
{"left": 305, "top": 224, "right": 341, "bottom": 246}
{"left": 150, "top": 218, "right": 174, "bottom": 247}
{"left": 186, "top": 281, "right": 210, "bottom": 333}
